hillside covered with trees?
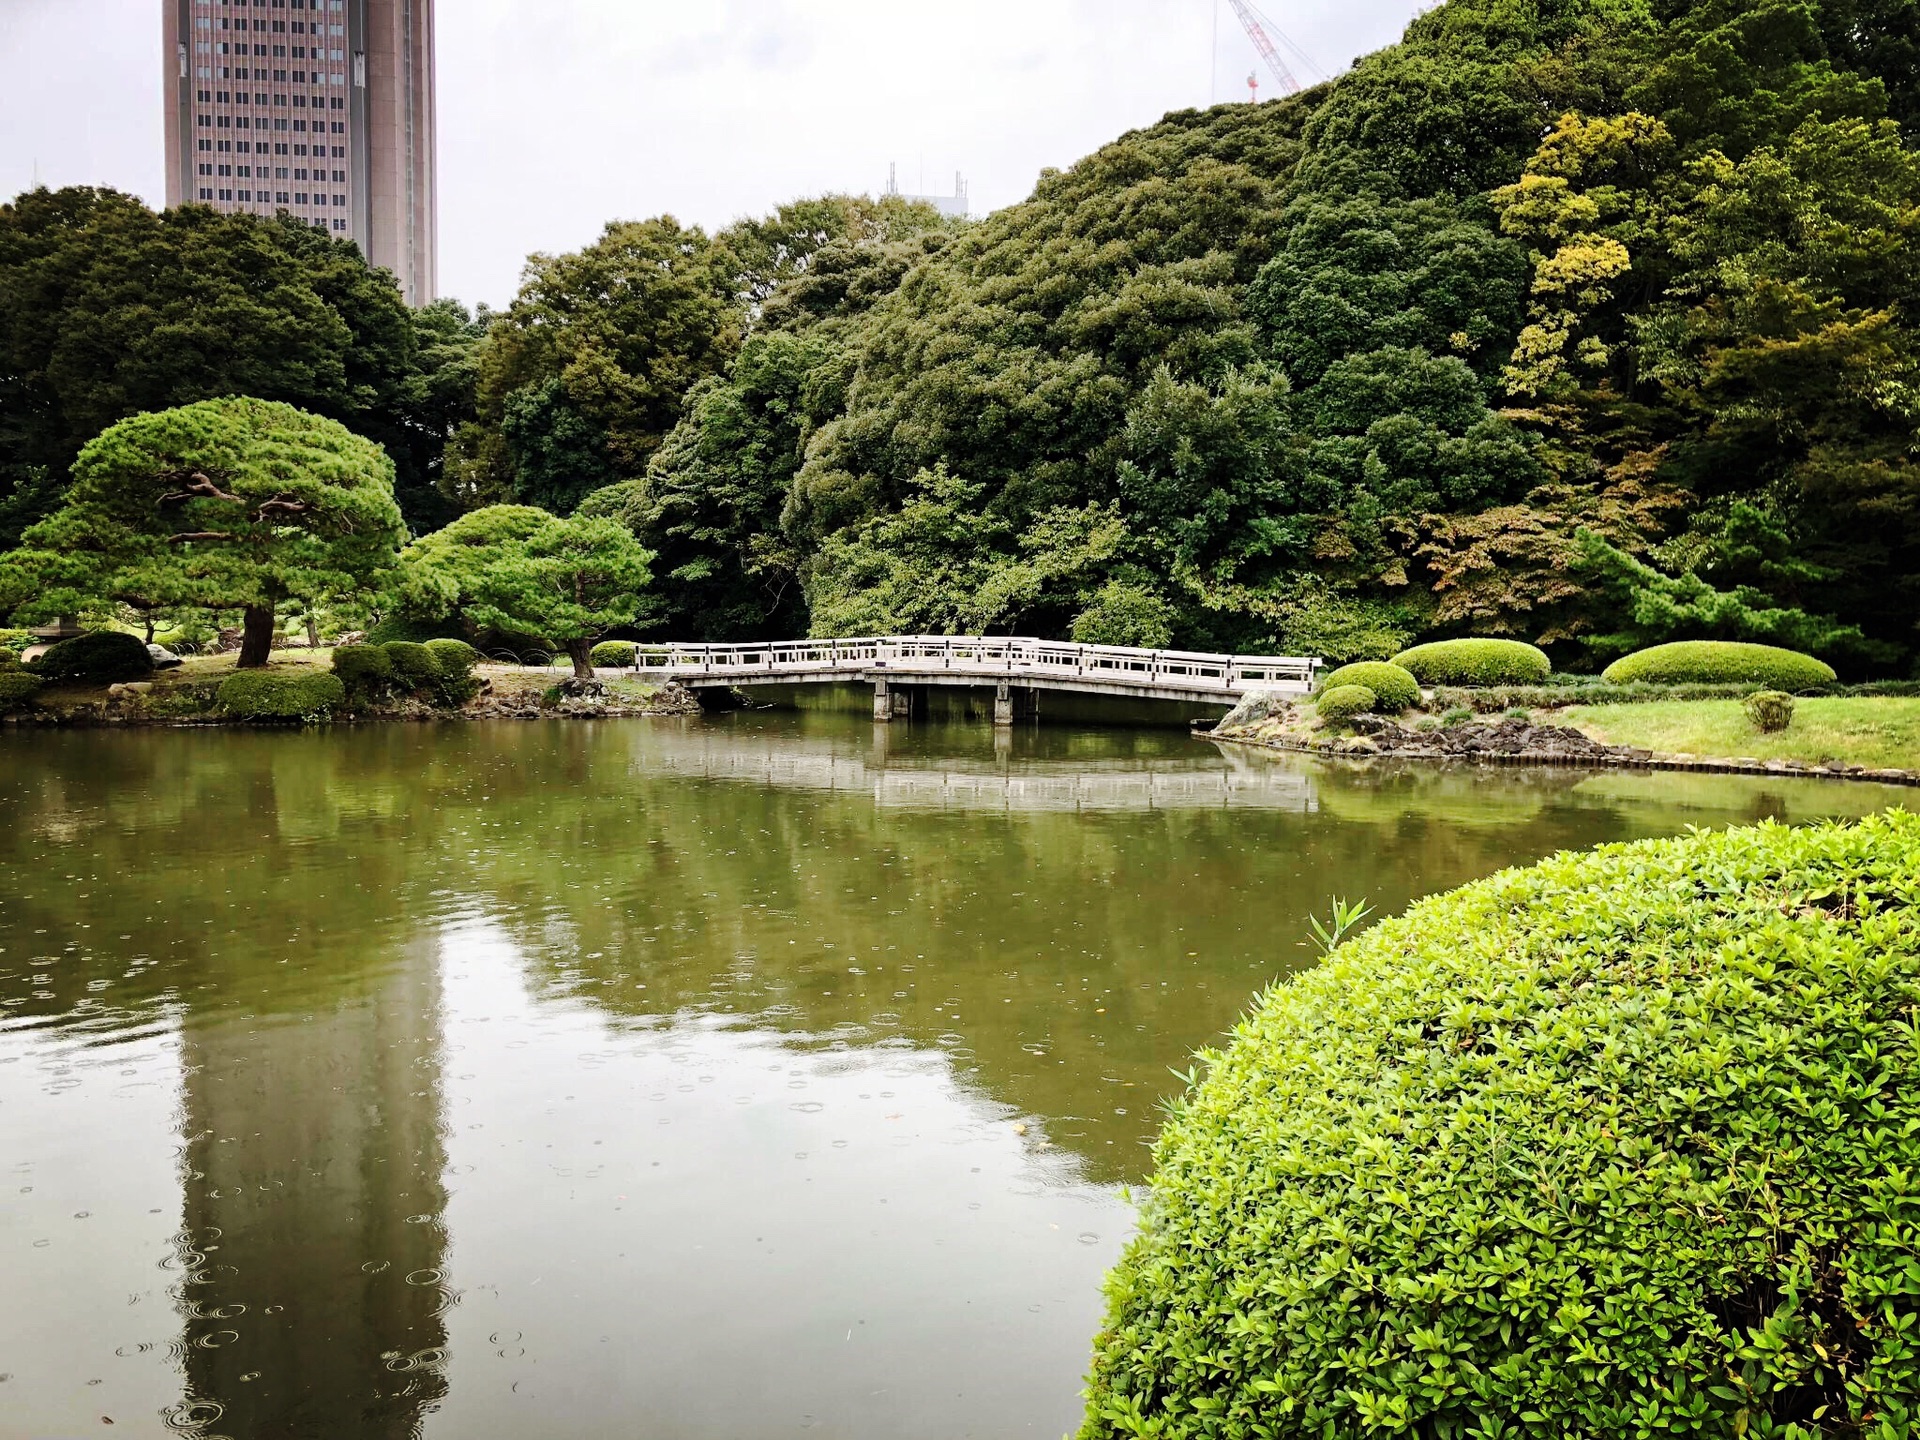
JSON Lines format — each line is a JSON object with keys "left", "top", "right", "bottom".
{"left": 4, "top": 0, "right": 1918, "bottom": 673}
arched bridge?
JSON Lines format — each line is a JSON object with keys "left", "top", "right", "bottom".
{"left": 619, "top": 636, "right": 1321, "bottom": 722}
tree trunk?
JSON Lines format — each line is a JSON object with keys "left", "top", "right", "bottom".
{"left": 238, "top": 603, "right": 277, "bottom": 669}
{"left": 305, "top": 613, "right": 320, "bottom": 649}
{"left": 567, "top": 636, "right": 596, "bottom": 681}
{"left": 143, "top": 615, "right": 156, "bottom": 644}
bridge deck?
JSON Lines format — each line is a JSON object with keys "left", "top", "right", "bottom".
{"left": 622, "top": 636, "right": 1319, "bottom": 704}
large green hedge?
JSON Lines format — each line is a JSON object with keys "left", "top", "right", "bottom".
{"left": 332, "top": 639, "right": 478, "bottom": 708}
{"left": 29, "top": 630, "right": 152, "bottom": 683}
{"left": 1602, "top": 641, "right": 1836, "bottom": 689}
{"left": 215, "top": 669, "right": 346, "bottom": 721}
{"left": 0, "top": 671, "right": 42, "bottom": 712}
{"left": 1391, "top": 638, "right": 1551, "bottom": 685}
{"left": 1082, "top": 812, "right": 1920, "bottom": 1439}
{"left": 1318, "top": 661, "right": 1420, "bottom": 712}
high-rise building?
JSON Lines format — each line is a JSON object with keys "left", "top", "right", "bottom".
{"left": 163, "top": 0, "right": 438, "bottom": 305}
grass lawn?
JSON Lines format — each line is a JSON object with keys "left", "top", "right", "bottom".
{"left": 1560, "top": 697, "right": 1920, "bottom": 771}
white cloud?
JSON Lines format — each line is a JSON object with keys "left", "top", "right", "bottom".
{"left": 1, "top": 0, "right": 1424, "bottom": 307}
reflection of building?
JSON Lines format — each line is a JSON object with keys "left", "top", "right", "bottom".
{"left": 885, "top": 163, "right": 969, "bottom": 218}
{"left": 162, "top": 0, "right": 439, "bottom": 304}
{"left": 176, "top": 936, "right": 447, "bottom": 1437}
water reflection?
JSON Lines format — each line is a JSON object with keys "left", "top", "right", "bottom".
{"left": 0, "top": 716, "right": 1906, "bottom": 1438}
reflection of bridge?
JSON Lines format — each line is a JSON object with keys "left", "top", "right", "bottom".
{"left": 623, "top": 725, "right": 1322, "bottom": 812}
{"left": 626, "top": 636, "right": 1320, "bottom": 721}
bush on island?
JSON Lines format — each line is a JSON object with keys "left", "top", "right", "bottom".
{"left": 1313, "top": 684, "right": 1375, "bottom": 722}
{"left": 1080, "top": 812, "right": 1920, "bottom": 1440}
{"left": 1390, "top": 637, "right": 1551, "bottom": 686}
{"left": 333, "top": 639, "right": 477, "bottom": 707}
{"left": 1602, "top": 640, "right": 1835, "bottom": 689}
{"left": 591, "top": 640, "right": 638, "bottom": 667}
{"left": 1744, "top": 689, "right": 1795, "bottom": 733}
{"left": 215, "top": 669, "right": 345, "bottom": 721}
{"left": 331, "top": 643, "right": 395, "bottom": 702}
{"left": 29, "top": 629, "right": 153, "bottom": 684}
{"left": 0, "top": 671, "right": 43, "bottom": 712}
{"left": 1317, "top": 660, "right": 1419, "bottom": 712}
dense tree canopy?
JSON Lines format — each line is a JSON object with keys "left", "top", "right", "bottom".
{"left": 0, "top": 398, "right": 405, "bottom": 667}
{"left": 0, "top": 189, "right": 473, "bottom": 544}
{"left": 7, "top": 0, "right": 1920, "bottom": 673}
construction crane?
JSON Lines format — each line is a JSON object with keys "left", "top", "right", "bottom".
{"left": 1221, "top": 0, "right": 1323, "bottom": 98}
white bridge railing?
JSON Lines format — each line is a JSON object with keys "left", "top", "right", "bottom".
{"left": 626, "top": 635, "right": 1319, "bottom": 694}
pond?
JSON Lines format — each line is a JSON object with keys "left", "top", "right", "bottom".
{"left": 0, "top": 715, "right": 1907, "bottom": 1439}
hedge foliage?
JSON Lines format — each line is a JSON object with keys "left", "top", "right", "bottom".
{"left": 0, "top": 671, "right": 42, "bottom": 712}
{"left": 1391, "top": 638, "right": 1551, "bottom": 686}
{"left": 1082, "top": 813, "right": 1920, "bottom": 1440}
{"left": 1603, "top": 641, "right": 1836, "bottom": 689}
{"left": 1319, "top": 661, "right": 1420, "bottom": 713}
{"left": 29, "top": 629, "right": 152, "bottom": 683}
{"left": 1315, "top": 684, "right": 1376, "bottom": 721}
{"left": 332, "top": 639, "right": 478, "bottom": 708}
{"left": 591, "top": 640, "right": 638, "bottom": 667}
{"left": 215, "top": 669, "right": 345, "bottom": 721}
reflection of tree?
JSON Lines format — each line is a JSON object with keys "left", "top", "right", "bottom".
{"left": 0, "top": 721, "right": 1890, "bottom": 1197}
{"left": 175, "top": 933, "right": 448, "bottom": 1438}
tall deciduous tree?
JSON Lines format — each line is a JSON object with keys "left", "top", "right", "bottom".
{"left": 399, "top": 506, "right": 654, "bottom": 680}
{"left": 0, "top": 398, "right": 405, "bottom": 667}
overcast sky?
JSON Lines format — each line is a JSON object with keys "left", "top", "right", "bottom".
{"left": 2, "top": 0, "right": 1424, "bottom": 308}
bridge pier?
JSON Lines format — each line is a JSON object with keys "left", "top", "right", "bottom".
{"left": 872, "top": 679, "right": 914, "bottom": 722}
{"left": 993, "top": 681, "right": 1036, "bottom": 727}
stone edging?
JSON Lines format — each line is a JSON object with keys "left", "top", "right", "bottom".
{"left": 1199, "top": 727, "right": 1920, "bottom": 788}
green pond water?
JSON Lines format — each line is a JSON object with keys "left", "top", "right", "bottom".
{"left": 0, "top": 715, "right": 1908, "bottom": 1439}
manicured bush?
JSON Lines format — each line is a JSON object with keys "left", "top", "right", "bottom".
{"left": 1602, "top": 640, "right": 1836, "bottom": 688}
{"left": 1318, "top": 660, "right": 1419, "bottom": 712}
{"left": 423, "top": 637, "right": 481, "bottom": 705}
{"left": 1744, "top": 689, "right": 1796, "bottom": 732}
{"left": 1081, "top": 813, "right": 1920, "bottom": 1440}
{"left": 0, "top": 647, "right": 18, "bottom": 670}
{"left": 0, "top": 671, "right": 42, "bottom": 712}
{"left": 1313, "top": 684, "right": 1375, "bottom": 721}
{"left": 331, "top": 643, "right": 395, "bottom": 702}
{"left": 591, "top": 640, "right": 638, "bottom": 667}
{"left": 215, "top": 669, "right": 345, "bottom": 721}
{"left": 424, "top": 637, "right": 478, "bottom": 676}
{"left": 29, "top": 629, "right": 153, "bottom": 684}
{"left": 382, "top": 640, "right": 442, "bottom": 694}
{"left": 1390, "top": 637, "right": 1552, "bottom": 685}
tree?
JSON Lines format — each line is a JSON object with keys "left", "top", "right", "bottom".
{"left": 0, "top": 398, "right": 405, "bottom": 668}
{"left": 0, "top": 189, "right": 428, "bottom": 543}
{"left": 447, "top": 217, "right": 741, "bottom": 511}
{"left": 398, "top": 506, "right": 654, "bottom": 680}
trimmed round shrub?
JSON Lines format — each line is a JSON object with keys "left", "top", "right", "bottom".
{"left": 1313, "top": 684, "right": 1375, "bottom": 721}
{"left": 591, "top": 640, "right": 638, "bottom": 667}
{"left": 382, "top": 640, "right": 441, "bottom": 693}
{"left": 1081, "top": 813, "right": 1920, "bottom": 1440}
{"left": 424, "top": 637, "right": 479, "bottom": 676}
{"left": 0, "top": 647, "right": 19, "bottom": 670}
{"left": 0, "top": 671, "right": 43, "bottom": 712}
{"left": 1391, "top": 637, "right": 1551, "bottom": 686}
{"left": 30, "top": 630, "right": 153, "bottom": 684}
{"left": 331, "top": 643, "right": 395, "bottom": 701}
{"left": 1744, "top": 689, "right": 1796, "bottom": 733}
{"left": 1318, "top": 660, "right": 1419, "bottom": 712}
{"left": 1602, "top": 640, "right": 1835, "bottom": 688}
{"left": 215, "top": 670, "right": 346, "bottom": 721}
